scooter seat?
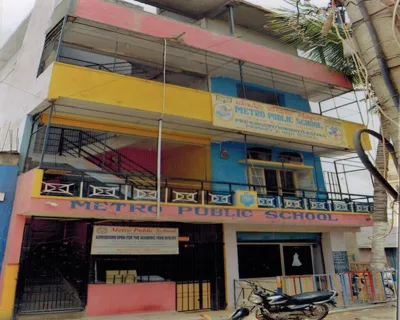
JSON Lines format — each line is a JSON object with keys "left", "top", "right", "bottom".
{"left": 291, "top": 291, "right": 333, "bottom": 305}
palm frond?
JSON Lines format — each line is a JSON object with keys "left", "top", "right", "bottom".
{"left": 264, "top": 0, "right": 359, "bottom": 84}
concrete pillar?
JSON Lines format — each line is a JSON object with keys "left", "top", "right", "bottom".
{"left": 322, "top": 231, "right": 349, "bottom": 274}
{"left": 345, "top": 232, "right": 361, "bottom": 262}
{"left": 223, "top": 224, "right": 239, "bottom": 310}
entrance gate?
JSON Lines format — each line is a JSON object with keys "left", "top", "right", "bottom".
{"left": 15, "top": 218, "right": 90, "bottom": 314}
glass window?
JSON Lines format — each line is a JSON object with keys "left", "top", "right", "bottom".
{"left": 278, "top": 152, "right": 303, "bottom": 164}
{"left": 237, "top": 85, "right": 281, "bottom": 106}
{"left": 238, "top": 244, "right": 282, "bottom": 278}
{"left": 247, "top": 148, "right": 272, "bottom": 161}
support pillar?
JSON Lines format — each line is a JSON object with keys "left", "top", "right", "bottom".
{"left": 344, "top": 232, "right": 361, "bottom": 262}
{"left": 322, "top": 231, "right": 349, "bottom": 274}
{"left": 223, "top": 224, "right": 239, "bottom": 310}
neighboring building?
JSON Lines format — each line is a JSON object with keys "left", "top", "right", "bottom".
{"left": 0, "top": 0, "right": 373, "bottom": 318}
{"left": 357, "top": 226, "right": 398, "bottom": 270}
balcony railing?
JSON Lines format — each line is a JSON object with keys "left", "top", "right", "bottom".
{"left": 38, "top": 168, "right": 374, "bottom": 214}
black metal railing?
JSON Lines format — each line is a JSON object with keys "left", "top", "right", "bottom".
{"left": 29, "top": 126, "right": 157, "bottom": 189}
{"left": 39, "top": 168, "right": 374, "bottom": 213}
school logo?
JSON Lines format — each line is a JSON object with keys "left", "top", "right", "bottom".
{"left": 96, "top": 227, "right": 108, "bottom": 234}
{"left": 240, "top": 193, "right": 255, "bottom": 207}
{"left": 215, "top": 104, "right": 233, "bottom": 121}
{"left": 326, "top": 125, "right": 343, "bottom": 140}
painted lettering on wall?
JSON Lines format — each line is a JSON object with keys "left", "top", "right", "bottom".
{"left": 69, "top": 201, "right": 339, "bottom": 222}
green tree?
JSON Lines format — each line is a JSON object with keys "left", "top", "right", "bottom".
{"left": 265, "top": 0, "right": 389, "bottom": 270}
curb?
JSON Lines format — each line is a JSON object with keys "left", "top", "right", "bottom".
{"left": 330, "top": 302, "right": 395, "bottom": 314}
{"left": 199, "top": 302, "right": 396, "bottom": 320}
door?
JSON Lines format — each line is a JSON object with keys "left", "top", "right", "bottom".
{"left": 248, "top": 167, "right": 267, "bottom": 194}
{"left": 282, "top": 245, "right": 314, "bottom": 276}
{"left": 280, "top": 171, "right": 297, "bottom": 196}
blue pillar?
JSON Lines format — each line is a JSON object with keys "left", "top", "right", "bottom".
{"left": 0, "top": 153, "right": 19, "bottom": 269}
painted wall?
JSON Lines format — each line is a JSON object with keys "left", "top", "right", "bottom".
{"left": 199, "top": 19, "right": 297, "bottom": 56}
{"left": 211, "top": 142, "right": 326, "bottom": 193}
{"left": 0, "top": 164, "right": 18, "bottom": 269}
{"left": 0, "top": 1, "right": 66, "bottom": 152}
{"left": 72, "top": 0, "right": 352, "bottom": 89}
{"left": 86, "top": 282, "right": 176, "bottom": 316}
{"left": 163, "top": 145, "right": 211, "bottom": 180}
{"left": 211, "top": 77, "right": 311, "bottom": 112}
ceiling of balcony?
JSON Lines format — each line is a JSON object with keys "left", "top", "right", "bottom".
{"left": 61, "top": 19, "right": 350, "bottom": 102}
{"left": 43, "top": 99, "right": 355, "bottom": 158}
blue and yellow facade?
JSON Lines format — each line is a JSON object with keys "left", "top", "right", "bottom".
{"left": 0, "top": 0, "right": 375, "bottom": 318}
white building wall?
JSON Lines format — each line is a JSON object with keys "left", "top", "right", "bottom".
{"left": 0, "top": 0, "right": 68, "bottom": 153}
{"left": 223, "top": 224, "right": 239, "bottom": 309}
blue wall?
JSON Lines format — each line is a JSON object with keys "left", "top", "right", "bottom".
{"left": 0, "top": 164, "right": 19, "bottom": 269}
{"left": 211, "top": 142, "right": 326, "bottom": 193}
{"left": 211, "top": 77, "right": 311, "bottom": 112}
{"left": 210, "top": 76, "right": 326, "bottom": 194}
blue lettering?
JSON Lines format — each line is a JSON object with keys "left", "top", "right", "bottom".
{"left": 129, "top": 204, "right": 146, "bottom": 213}
{"left": 241, "top": 210, "right": 253, "bottom": 218}
{"left": 292, "top": 212, "right": 304, "bottom": 220}
{"left": 211, "top": 208, "right": 223, "bottom": 216}
{"left": 71, "top": 201, "right": 91, "bottom": 210}
{"left": 306, "top": 213, "right": 316, "bottom": 220}
{"left": 178, "top": 207, "right": 192, "bottom": 215}
{"left": 225, "top": 209, "right": 236, "bottom": 217}
{"left": 195, "top": 208, "right": 208, "bottom": 216}
{"left": 265, "top": 211, "right": 278, "bottom": 219}
{"left": 317, "top": 213, "right": 328, "bottom": 221}
{"left": 94, "top": 202, "right": 108, "bottom": 211}
{"left": 280, "top": 212, "right": 292, "bottom": 219}
{"left": 111, "top": 203, "right": 126, "bottom": 212}
{"left": 327, "top": 214, "right": 339, "bottom": 222}
{"left": 147, "top": 205, "right": 157, "bottom": 214}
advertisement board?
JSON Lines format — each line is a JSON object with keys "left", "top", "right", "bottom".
{"left": 212, "top": 94, "right": 348, "bottom": 148}
{"left": 91, "top": 226, "right": 179, "bottom": 255}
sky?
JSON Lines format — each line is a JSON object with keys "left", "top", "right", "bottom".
{"left": 0, "top": 0, "right": 329, "bottom": 46}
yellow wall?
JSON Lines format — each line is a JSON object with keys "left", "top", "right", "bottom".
{"left": 48, "top": 62, "right": 371, "bottom": 151}
{"left": 48, "top": 63, "right": 212, "bottom": 122}
{"left": 0, "top": 265, "right": 19, "bottom": 320}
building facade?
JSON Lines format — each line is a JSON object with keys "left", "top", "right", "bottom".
{"left": 0, "top": 0, "right": 373, "bottom": 318}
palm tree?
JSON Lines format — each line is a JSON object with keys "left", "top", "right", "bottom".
{"left": 265, "top": 0, "right": 389, "bottom": 270}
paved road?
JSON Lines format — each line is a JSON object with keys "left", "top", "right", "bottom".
{"left": 326, "top": 305, "right": 396, "bottom": 319}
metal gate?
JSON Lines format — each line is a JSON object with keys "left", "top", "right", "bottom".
{"left": 176, "top": 280, "right": 211, "bottom": 312}
{"left": 175, "top": 224, "right": 226, "bottom": 312}
{"left": 15, "top": 218, "right": 90, "bottom": 314}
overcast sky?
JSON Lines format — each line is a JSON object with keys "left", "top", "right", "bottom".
{"left": 0, "top": 0, "right": 329, "bottom": 46}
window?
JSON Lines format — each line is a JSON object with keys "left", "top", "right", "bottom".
{"left": 237, "top": 85, "right": 282, "bottom": 106}
{"left": 247, "top": 148, "right": 272, "bottom": 161}
{"left": 238, "top": 244, "right": 282, "bottom": 278}
{"left": 248, "top": 168, "right": 297, "bottom": 196}
{"left": 278, "top": 152, "right": 303, "bottom": 164}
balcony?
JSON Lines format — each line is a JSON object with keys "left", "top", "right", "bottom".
{"left": 37, "top": 168, "right": 373, "bottom": 214}
{"left": 18, "top": 124, "right": 374, "bottom": 228}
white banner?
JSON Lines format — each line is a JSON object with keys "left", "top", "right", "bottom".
{"left": 91, "top": 226, "right": 179, "bottom": 255}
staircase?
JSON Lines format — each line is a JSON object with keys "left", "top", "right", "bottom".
{"left": 48, "top": 128, "right": 157, "bottom": 189}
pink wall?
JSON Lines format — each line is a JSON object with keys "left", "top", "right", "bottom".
{"left": 86, "top": 282, "right": 176, "bottom": 316}
{"left": 73, "top": 0, "right": 352, "bottom": 89}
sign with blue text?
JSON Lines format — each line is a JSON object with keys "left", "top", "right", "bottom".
{"left": 91, "top": 226, "right": 179, "bottom": 255}
{"left": 212, "top": 94, "right": 349, "bottom": 148}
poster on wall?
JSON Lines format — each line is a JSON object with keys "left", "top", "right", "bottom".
{"left": 91, "top": 226, "right": 179, "bottom": 255}
{"left": 332, "top": 251, "right": 350, "bottom": 273}
{"left": 212, "top": 94, "right": 349, "bottom": 149}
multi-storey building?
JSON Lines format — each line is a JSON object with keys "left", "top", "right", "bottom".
{"left": 0, "top": 0, "right": 373, "bottom": 318}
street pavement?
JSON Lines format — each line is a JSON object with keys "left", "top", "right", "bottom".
{"left": 326, "top": 305, "right": 395, "bottom": 319}
{"left": 58, "top": 305, "right": 396, "bottom": 320}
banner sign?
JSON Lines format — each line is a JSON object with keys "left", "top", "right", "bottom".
{"left": 212, "top": 94, "right": 349, "bottom": 148}
{"left": 91, "top": 226, "right": 179, "bottom": 255}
